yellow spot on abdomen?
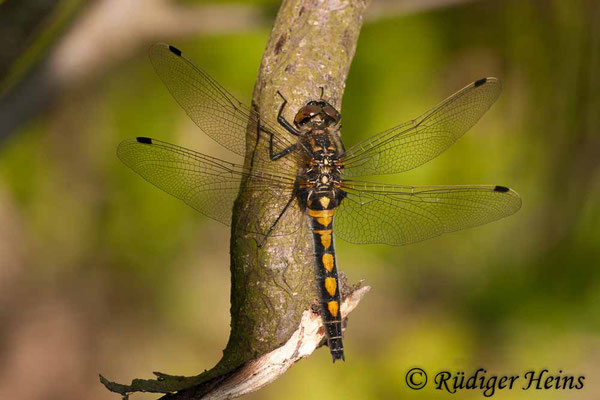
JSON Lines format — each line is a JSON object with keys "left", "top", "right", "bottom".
{"left": 328, "top": 301, "right": 339, "bottom": 317}
{"left": 309, "top": 208, "right": 334, "bottom": 227}
{"left": 322, "top": 253, "right": 334, "bottom": 272}
{"left": 319, "top": 197, "right": 330, "bottom": 208}
{"left": 313, "top": 229, "right": 332, "bottom": 250}
{"left": 309, "top": 209, "right": 334, "bottom": 218}
{"left": 320, "top": 233, "right": 332, "bottom": 249}
{"left": 325, "top": 278, "right": 337, "bottom": 296}
{"left": 317, "top": 216, "right": 332, "bottom": 227}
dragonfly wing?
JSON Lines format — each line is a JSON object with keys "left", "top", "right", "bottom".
{"left": 118, "top": 137, "right": 300, "bottom": 236}
{"left": 341, "top": 78, "right": 501, "bottom": 177}
{"left": 148, "top": 43, "right": 303, "bottom": 169}
{"left": 335, "top": 180, "right": 521, "bottom": 245}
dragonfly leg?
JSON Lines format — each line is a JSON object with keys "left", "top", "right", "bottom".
{"left": 252, "top": 92, "right": 308, "bottom": 162}
{"left": 269, "top": 136, "right": 300, "bottom": 161}
{"left": 251, "top": 119, "right": 300, "bottom": 163}
{"left": 258, "top": 191, "right": 297, "bottom": 248}
{"left": 276, "top": 91, "right": 302, "bottom": 136}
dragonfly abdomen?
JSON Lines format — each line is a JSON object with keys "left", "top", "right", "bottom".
{"left": 307, "top": 205, "right": 345, "bottom": 362}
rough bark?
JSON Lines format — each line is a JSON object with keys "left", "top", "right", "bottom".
{"left": 100, "top": 0, "right": 370, "bottom": 398}
{"left": 224, "top": 0, "right": 370, "bottom": 367}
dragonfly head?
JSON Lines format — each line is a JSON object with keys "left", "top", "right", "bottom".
{"left": 294, "top": 100, "right": 341, "bottom": 129}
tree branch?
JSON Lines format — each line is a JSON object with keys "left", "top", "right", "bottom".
{"left": 100, "top": 0, "right": 371, "bottom": 398}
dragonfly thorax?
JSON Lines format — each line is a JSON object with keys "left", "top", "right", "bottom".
{"left": 308, "top": 161, "right": 339, "bottom": 186}
{"left": 298, "top": 155, "right": 344, "bottom": 210}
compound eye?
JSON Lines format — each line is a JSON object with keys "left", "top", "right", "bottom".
{"left": 294, "top": 104, "right": 321, "bottom": 126}
{"left": 294, "top": 111, "right": 311, "bottom": 126}
{"left": 322, "top": 104, "right": 341, "bottom": 122}
{"left": 305, "top": 104, "right": 321, "bottom": 114}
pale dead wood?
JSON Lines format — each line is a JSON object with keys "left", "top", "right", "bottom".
{"left": 169, "top": 286, "right": 370, "bottom": 400}
{"left": 100, "top": 285, "right": 371, "bottom": 399}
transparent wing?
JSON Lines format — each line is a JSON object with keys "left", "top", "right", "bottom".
{"left": 148, "top": 43, "right": 303, "bottom": 170}
{"left": 335, "top": 180, "right": 521, "bottom": 245}
{"left": 117, "top": 137, "right": 301, "bottom": 236}
{"left": 341, "top": 78, "right": 501, "bottom": 177}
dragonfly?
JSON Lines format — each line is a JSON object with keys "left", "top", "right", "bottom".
{"left": 118, "top": 43, "right": 522, "bottom": 363}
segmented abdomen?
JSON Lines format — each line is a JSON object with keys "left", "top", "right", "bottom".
{"left": 307, "top": 206, "right": 345, "bottom": 362}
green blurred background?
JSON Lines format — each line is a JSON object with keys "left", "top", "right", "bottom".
{"left": 1, "top": 0, "right": 599, "bottom": 399}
